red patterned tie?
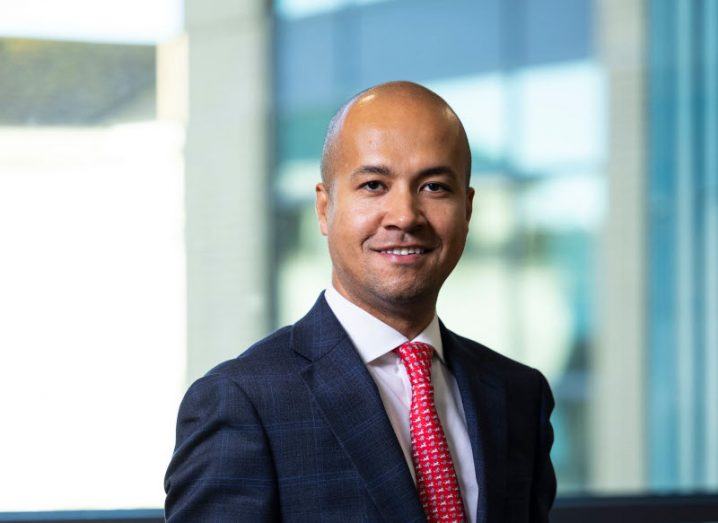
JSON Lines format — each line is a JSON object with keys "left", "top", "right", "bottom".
{"left": 396, "top": 341, "right": 466, "bottom": 523}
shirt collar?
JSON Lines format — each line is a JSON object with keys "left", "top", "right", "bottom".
{"left": 324, "top": 285, "right": 444, "bottom": 364}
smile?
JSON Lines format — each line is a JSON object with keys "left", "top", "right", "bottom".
{"left": 380, "top": 248, "right": 427, "bottom": 256}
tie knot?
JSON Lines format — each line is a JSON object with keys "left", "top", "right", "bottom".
{"left": 395, "top": 341, "right": 434, "bottom": 382}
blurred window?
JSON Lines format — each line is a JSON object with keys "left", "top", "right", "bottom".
{"left": 0, "top": 2, "right": 185, "bottom": 511}
{"left": 647, "top": 0, "right": 718, "bottom": 491}
{"left": 272, "top": 0, "right": 718, "bottom": 496}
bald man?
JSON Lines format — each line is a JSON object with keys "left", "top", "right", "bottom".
{"left": 164, "top": 82, "right": 556, "bottom": 523}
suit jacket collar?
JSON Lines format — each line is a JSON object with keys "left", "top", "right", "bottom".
{"left": 292, "top": 293, "right": 426, "bottom": 522}
{"left": 441, "top": 322, "right": 508, "bottom": 523}
{"left": 323, "top": 284, "right": 445, "bottom": 364}
{"left": 292, "top": 293, "right": 508, "bottom": 523}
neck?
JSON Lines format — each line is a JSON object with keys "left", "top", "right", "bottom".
{"left": 331, "top": 279, "right": 437, "bottom": 340}
{"left": 373, "top": 309, "right": 435, "bottom": 340}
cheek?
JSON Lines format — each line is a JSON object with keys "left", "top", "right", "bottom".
{"left": 432, "top": 204, "right": 462, "bottom": 226}
{"left": 435, "top": 209, "right": 469, "bottom": 247}
{"left": 330, "top": 202, "right": 379, "bottom": 243}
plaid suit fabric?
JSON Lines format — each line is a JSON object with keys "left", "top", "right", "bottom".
{"left": 164, "top": 293, "right": 556, "bottom": 522}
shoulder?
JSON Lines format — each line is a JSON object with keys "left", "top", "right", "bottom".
{"left": 202, "top": 324, "right": 298, "bottom": 385}
{"left": 177, "top": 323, "right": 306, "bottom": 424}
{"left": 445, "top": 328, "right": 552, "bottom": 400}
{"left": 200, "top": 292, "right": 337, "bottom": 385}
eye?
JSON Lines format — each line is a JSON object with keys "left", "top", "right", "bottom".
{"left": 361, "top": 180, "right": 384, "bottom": 192}
{"left": 423, "top": 182, "right": 450, "bottom": 193}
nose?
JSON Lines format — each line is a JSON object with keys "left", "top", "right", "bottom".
{"left": 381, "top": 186, "right": 426, "bottom": 232}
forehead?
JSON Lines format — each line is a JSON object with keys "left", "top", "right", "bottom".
{"left": 343, "top": 93, "right": 457, "bottom": 135}
{"left": 335, "top": 96, "right": 465, "bottom": 168}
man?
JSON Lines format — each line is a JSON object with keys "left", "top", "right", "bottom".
{"left": 164, "top": 81, "right": 556, "bottom": 522}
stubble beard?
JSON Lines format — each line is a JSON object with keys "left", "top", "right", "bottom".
{"left": 333, "top": 261, "right": 443, "bottom": 317}
{"left": 368, "top": 273, "right": 438, "bottom": 306}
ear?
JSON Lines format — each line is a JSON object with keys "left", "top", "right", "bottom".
{"left": 465, "top": 186, "right": 475, "bottom": 222}
{"left": 316, "top": 182, "right": 330, "bottom": 236}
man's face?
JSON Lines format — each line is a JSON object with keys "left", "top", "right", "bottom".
{"left": 316, "top": 95, "right": 474, "bottom": 313}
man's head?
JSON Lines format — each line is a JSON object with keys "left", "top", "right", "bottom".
{"left": 316, "top": 81, "right": 474, "bottom": 319}
{"left": 321, "top": 83, "right": 472, "bottom": 193}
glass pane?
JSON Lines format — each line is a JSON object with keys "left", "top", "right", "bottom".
{"left": 0, "top": 37, "right": 186, "bottom": 510}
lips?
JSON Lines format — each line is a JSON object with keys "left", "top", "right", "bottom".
{"left": 380, "top": 247, "right": 427, "bottom": 255}
{"left": 371, "top": 245, "right": 435, "bottom": 257}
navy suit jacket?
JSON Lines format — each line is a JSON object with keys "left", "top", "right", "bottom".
{"left": 164, "top": 293, "right": 556, "bottom": 522}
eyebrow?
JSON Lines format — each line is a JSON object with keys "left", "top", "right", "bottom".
{"left": 418, "top": 166, "right": 458, "bottom": 180}
{"left": 351, "top": 165, "right": 392, "bottom": 177}
{"left": 350, "top": 164, "right": 458, "bottom": 180}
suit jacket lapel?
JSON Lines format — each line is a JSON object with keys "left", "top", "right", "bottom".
{"left": 293, "top": 294, "right": 425, "bottom": 522}
{"left": 441, "top": 324, "right": 507, "bottom": 523}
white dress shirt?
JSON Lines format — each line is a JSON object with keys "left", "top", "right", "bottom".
{"left": 324, "top": 286, "right": 479, "bottom": 522}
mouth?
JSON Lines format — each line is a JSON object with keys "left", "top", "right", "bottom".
{"left": 371, "top": 245, "right": 435, "bottom": 264}
{"left": 378, "top": 247, "right": 430, "bottom": 256}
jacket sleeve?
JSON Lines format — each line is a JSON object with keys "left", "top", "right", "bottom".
{"left": 531, "top": 370, "right": 557, "bottom": 523}
{"left": 164, "top": 373, "right": 279, "bottom": 522}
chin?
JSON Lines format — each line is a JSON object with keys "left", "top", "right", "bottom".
{"left": 373, "top": 281, "right": 436, "bottom": 306}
